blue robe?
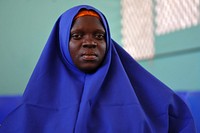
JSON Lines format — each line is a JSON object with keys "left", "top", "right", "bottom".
{"left": 0, "top": 5, "right": 196, "bottom": 133}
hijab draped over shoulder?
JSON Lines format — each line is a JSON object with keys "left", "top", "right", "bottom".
{"left": 0, "top": 5, "right": 196, "bottom": 133}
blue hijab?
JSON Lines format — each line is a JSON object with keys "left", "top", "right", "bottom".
{"left": 0, "top": 5, "right": 196, "bottom": 133}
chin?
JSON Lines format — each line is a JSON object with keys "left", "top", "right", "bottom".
{"left": 80, "top": 66, "right": 98, "bottom": 74}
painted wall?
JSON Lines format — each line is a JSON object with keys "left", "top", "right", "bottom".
{"left": 0, "top": 0, "right": 121, "bottom": 95}
{"left": 139, "top": 25, "right": 200, "bottom": 91}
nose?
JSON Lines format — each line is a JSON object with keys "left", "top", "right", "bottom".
{"left": 82, "top": 42, "right": 97, "bottom": 48}
{"left": 82, "top": 35, "right": 97, "bottom": 48}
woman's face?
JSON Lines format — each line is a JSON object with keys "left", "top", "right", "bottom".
{"left": 69, "top": 16, "right": 106, "bottom": 73}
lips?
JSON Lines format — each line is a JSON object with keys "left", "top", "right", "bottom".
{"left": 81, "top": 52, "right": 98, "bottom": 61}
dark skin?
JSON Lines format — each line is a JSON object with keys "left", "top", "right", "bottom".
{"left": 69, "top": 16, "right": 106, "bottom": 73}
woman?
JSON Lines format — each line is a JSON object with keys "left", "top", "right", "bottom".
{"left": 0, "top": 5, "right": 196, "bottom": 133}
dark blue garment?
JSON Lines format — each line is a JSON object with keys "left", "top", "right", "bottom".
{"left": 0, "top": 5, "right": 196, "bottom": 133}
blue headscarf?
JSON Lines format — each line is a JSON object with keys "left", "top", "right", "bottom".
{"left": 0, "top": 5, "right": 196, "bottom": 133}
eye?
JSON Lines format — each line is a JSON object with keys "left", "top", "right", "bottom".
{"left": 94, "top": 33, "right": 105, "bottom": 40}
{"left": 71, "top": 33, "right": 83, "bottom": 40}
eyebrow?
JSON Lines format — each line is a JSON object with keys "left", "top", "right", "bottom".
{"left": 93, "top": 29, "right": 105, "bottom": 33}
{"left": 70, "top": 28, "right": 105, "bottom": 34}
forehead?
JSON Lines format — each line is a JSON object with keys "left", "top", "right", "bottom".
{"left": 71, "top": 16, "right": 105, "bottom": 31}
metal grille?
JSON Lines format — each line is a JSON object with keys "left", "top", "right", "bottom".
{"left": 155, "top": 0, "right": 200, "bottom": 35}
{"left": 121, "top": 0, "right": 154, "bottom": 60}
{"left": 121, "top": 0, "right": 200, "bottom": 60}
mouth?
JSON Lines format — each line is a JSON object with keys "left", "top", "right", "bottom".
{"left": 81, "top": 53, "right": 98, "bottom": 61}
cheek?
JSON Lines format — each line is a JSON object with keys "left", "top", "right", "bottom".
{"left": 69, "top": 42, "right": 77, "bottom": 59}
{"left": 99, "top": 43, "right": 107, "bottom": 55}
{"left": 69, "top": 40, "right": 82, "bottom": 50}
{"left": 69, "top": 42, "right": 74, "bottom": 52}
